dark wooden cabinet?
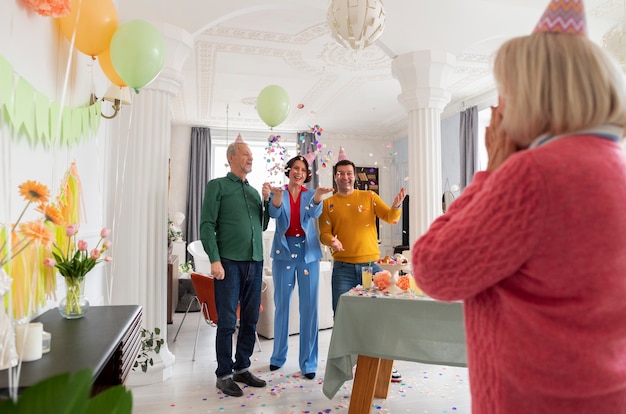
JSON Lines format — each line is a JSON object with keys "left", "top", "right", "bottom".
{"left": 167, "top": 255, "right": 179, "bottom": 324}
{"left": 0, "top": 305, "right": 142, "bottom": 396}
{"left": 356, "top": 166, "right": 380, "bottom": 236}
{"left": 355, "top": 166, "right": 379, "bottom": 192}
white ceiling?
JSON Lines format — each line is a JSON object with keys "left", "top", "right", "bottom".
{"left": 118, "top": 0, "right": 623, "bottom": 138}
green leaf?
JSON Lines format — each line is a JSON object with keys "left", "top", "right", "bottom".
{"left": 0, "top": 368, "right": 131, "bottom": 414}
{"left": 86, "top": 386, "right": 132, "bottom": 414}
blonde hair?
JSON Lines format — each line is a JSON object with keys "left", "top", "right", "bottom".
{"left": 493, "top": 33, "right": 626, "bottom": 146}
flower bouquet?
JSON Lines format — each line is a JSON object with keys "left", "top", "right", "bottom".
{"left": 44, "top": 224, "right": 112, "bottom": 318}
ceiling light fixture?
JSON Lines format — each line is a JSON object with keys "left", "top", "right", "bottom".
{"left": 90, "top": 85, "right": 132, "bottom": 119}
{"left": 326, "top": 0, "right": 386, "bottom": 51}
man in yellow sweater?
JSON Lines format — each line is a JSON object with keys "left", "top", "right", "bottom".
{"left": 319, "top": 156, "right": 407, "bottom": 381}
{"left": 318, "top": 157, "right": 407, "bottom": 312}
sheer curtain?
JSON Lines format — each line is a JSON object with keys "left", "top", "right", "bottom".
{"left": 460, "top": 106, "right": 479, "bottom": 189}
{"left": 185, "top": 127, "right": 211, "bottom": 261}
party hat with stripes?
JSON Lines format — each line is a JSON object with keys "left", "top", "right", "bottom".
{"left": 533, "top": 0, "right": 587, "bottom": 35}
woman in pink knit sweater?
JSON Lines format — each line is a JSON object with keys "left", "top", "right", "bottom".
{"left": 411, "top": 1, "right": 626, "bottom": 412}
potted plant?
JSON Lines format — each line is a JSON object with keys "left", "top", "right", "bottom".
{"left": 133, "top": 327, "right": 164, "bottom": 373}
{"left": 178, "top": 260, "right": 193, "bottom": 279}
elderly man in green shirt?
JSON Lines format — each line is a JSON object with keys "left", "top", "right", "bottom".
{"left": 200, "top": 138, "right": 270, "bottom": 397}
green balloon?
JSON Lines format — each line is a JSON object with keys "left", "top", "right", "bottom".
{"left": 256, "top": 85, "right": 290, "bottom": 127}
{"left": 110, "top": 20, "right": 165, "bottom": 93}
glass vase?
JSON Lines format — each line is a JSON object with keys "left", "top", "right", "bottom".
{"left": 59, "top": 277, "right": 89, "bottom": 319}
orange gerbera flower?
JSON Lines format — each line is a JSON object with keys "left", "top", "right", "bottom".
{"left": 19, "top": 219, "right": 53, "bottom": 245}
{"left": 18, "top": 180, "right": 50, "bottom": 204}
{"left": 36, "top": 204, "right": 66, "bottom": 226}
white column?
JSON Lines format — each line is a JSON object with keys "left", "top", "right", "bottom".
{"left": 104, "top": 24, "right": 192, "bottom": 386}
{"left": 391, "top": 50, "right": 455, "bottom": 243}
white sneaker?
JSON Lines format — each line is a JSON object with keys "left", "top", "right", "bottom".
{"left": 391, "top": 367, "right": 402, "bottom": 382}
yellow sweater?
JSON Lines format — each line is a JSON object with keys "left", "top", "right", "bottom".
{"left": 319, "top": 190, "right": 402, "bottom": 264}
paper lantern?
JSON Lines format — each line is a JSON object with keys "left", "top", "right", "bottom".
{"left": 326, "top": 0, "right": 386, "bottom": 50}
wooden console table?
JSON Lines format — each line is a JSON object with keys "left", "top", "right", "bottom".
{"left": 0, "top": 305, "right": 142, "bottom": 395}
{"left": 167, "top": 255, "right": 179, "bottom": 324}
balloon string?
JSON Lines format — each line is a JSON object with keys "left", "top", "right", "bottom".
{"left": 56, "top": 0, "right": 83, "bottom": 142}
{"left": 107, "top": 96, "right": 133, "bottom": 305}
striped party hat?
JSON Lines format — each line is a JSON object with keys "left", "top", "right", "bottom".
{"left": 533, "top": 0, "right": 587, "bottom": 35}
{"left": 235, "top": 133, "right": 244, "bottom": 143}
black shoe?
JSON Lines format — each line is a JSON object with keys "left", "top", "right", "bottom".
{"left": 270, "top": 364, "right": 281, "bottom": 371}
{"left": 233, "top": 370, "right": 267, "bottom": 387}
{"left": 216, "top": 377, "right": 243, "bottom": 397}
{"left": 304, "top": 372, "right": 315, "bottom": 380}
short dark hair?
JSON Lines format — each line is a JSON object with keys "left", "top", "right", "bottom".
{"left": 284, "top": 155, "right": 312, "bottom": 183}
{"left": 333, "top": 159, "right": 355, "bottom": 176}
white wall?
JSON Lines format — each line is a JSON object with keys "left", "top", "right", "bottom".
{"left": 1, "top": 3, "right": 112, "bottom": 315}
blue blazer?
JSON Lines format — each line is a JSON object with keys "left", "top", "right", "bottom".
{"left": 268, "top": 186, "right": 323, "bottom": 264}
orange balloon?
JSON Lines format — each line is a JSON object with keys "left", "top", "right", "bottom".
{"left": 97, "top": 48, "right": 126, "bottom": 87}
{"left": 57, "top": 0, "right": 118, "bottom": 57}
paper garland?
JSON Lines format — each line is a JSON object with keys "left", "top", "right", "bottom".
{"left": 0, "top": 55, "right": 101, "bottom": 148}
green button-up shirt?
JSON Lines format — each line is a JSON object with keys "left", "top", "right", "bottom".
{"left": 199, "top": 172, "right": 269, "bottom": 263}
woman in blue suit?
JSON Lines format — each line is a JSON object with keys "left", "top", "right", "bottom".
{"left": 267, "top": 155, "right": 333, "bottom": 379}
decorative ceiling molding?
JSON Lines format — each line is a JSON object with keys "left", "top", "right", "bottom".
{"left": 588, "top": 0, "right": 620, "bottom": 17}
{"left": 196, "top": 43, "right": 216, "bottom": 120}
{"left": 202, "top": 23, "right": 330, "bottom": 45}
{"left": 320, "top": 43, "right": 390, "bottom": 71}
{"left": 214, "top": 42, "right": 320, "bottom": 73}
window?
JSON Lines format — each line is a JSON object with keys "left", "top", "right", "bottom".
{"left": 211, "top": 136, "right": 297, "bottom": 191}
{"left": 477, "top": 106, "right": 491, "bottom": 171}
{"left": 211, "top": 135, "right": 298, "bottom": 232}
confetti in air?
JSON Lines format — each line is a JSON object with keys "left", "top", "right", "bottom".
{"left": 264, "top": 134, "right": 287, "bottom": 180}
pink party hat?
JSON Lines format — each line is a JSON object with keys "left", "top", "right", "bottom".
{"left": 235, "top": 133, "right": 244, "bottom": 143}
{"left": 337, "top": 147, "right": 348, "bottom": 161}
{"left": 533, "top": 0, "right": 587, "bottom": 35}
{"left": 303, "top": 151, "right": 317, "bottom": 167}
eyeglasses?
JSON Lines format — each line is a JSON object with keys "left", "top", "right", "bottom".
{"left": 335, "top": 172, "right": 355, "bottom": 178}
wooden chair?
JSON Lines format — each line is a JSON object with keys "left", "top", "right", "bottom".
{"left": 173, "top": 272, "right": 263, "bottom": 361}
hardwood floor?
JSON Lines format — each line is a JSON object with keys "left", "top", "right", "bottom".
{"left": 130, "top": 312, "right": 471, "bottom": 413}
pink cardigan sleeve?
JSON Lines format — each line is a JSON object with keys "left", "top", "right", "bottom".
{"left": 411, "top": 154, "right": 546, "bottom": 301}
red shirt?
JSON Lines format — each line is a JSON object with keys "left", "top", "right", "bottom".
{"left": 285, "top": 186, "right": 307, "bottom": 237}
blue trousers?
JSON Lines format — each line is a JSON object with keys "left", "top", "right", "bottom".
{"left": 331, "top": 261, "right": 382, "bottom": 315}
{"left": 213, "top": 258, "right": 263, "bottom": 379}
{"left": 270, "top": 235, "right": 319, "bottom": 374}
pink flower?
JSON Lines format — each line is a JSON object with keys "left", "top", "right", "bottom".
{"left": 89, "top": 249, "right": 101, "bottom": 260}
{"left": 43, "top": 258, "right": 56, "bottom": 267}
{"left": 104, "top": 256, "right": 113, "bottom": 262}
{"left": 103, "top": 240, "right": 112, "bottom": 250}
{"left": 100, "top": 228, "right": 111, "bottom": 238}
{"left": 77, "top": 240, "right": 88, "bottom": 251}
{"left": 66, "top": 223, "right": 79, "bottom": 237}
